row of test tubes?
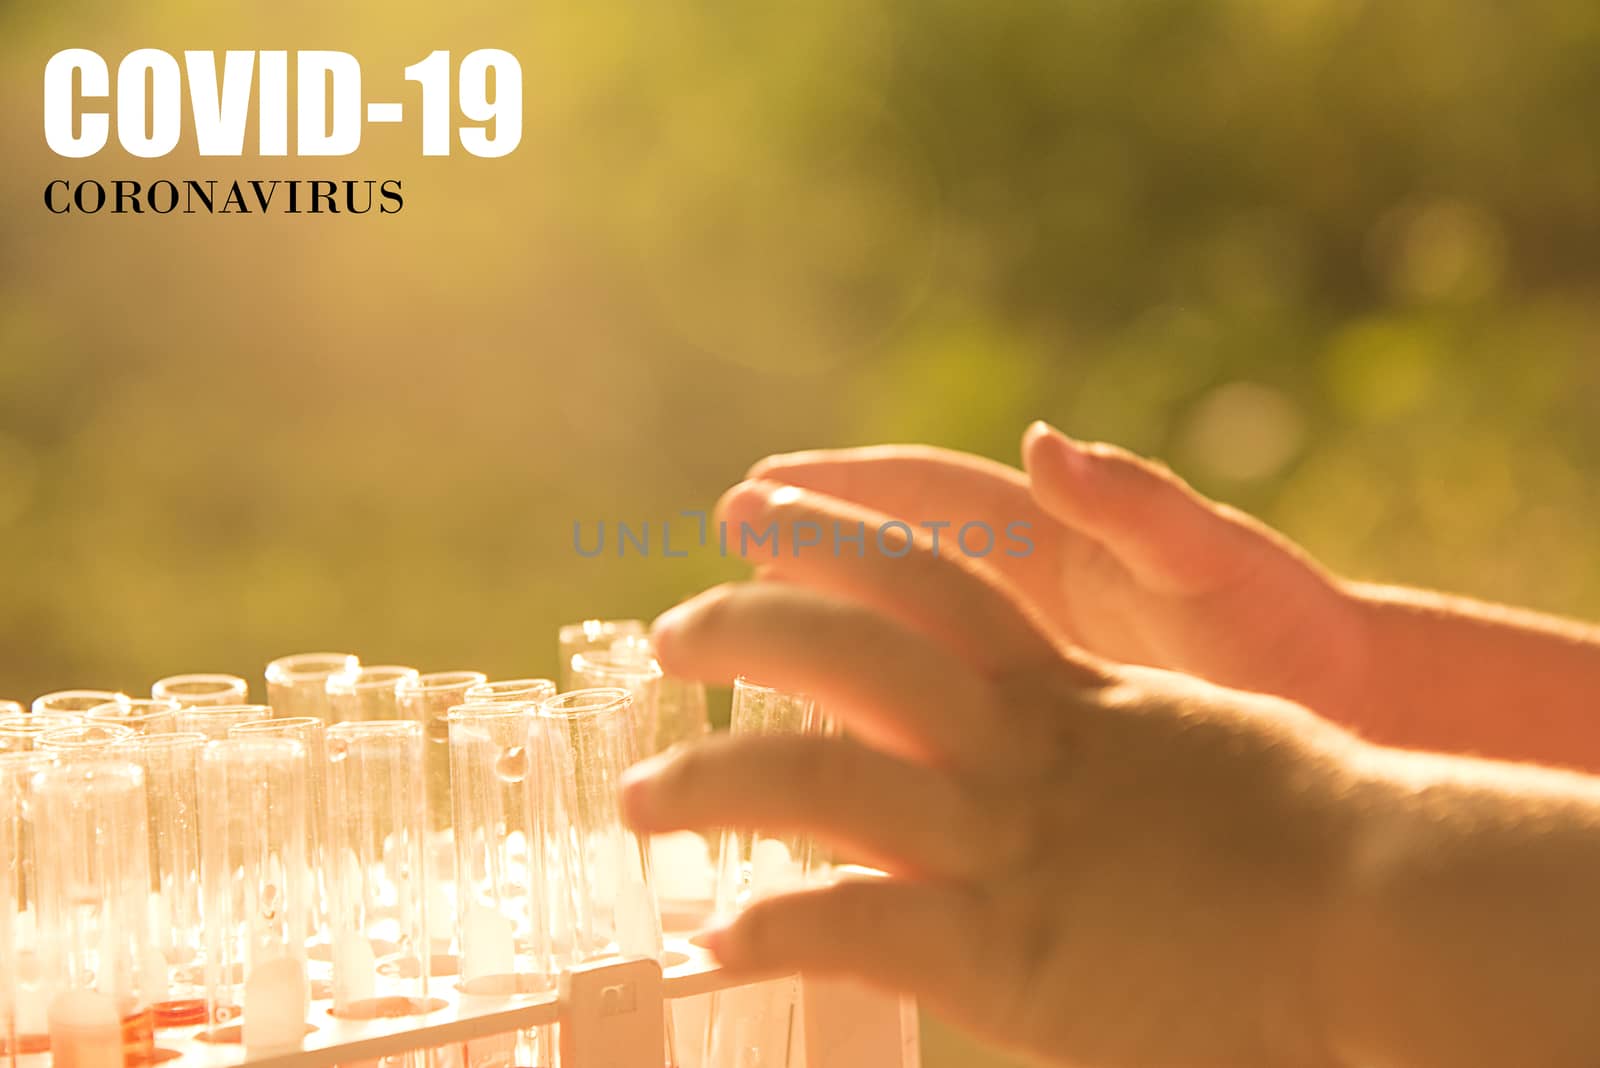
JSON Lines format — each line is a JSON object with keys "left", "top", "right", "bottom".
{"left": 0, "top": 620, "right": 834, "bottom": 1068}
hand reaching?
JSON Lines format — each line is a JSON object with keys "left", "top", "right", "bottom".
{"left": 746, "top": 421, "right": 1370, "bottom": 723}
{"left": 623, "top": 476, "right": 1366, "bottom": 1067}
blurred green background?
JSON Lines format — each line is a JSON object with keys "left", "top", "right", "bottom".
{"left": 3, "top": 2, "right": 1599, "bottom": 1063}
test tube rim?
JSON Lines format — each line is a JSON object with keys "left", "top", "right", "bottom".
{"left": 445, "top": 701, "right": 537, "bottom": 722}
{"left": 463, "top": 678, "right": 558, "bottom": 703}
{"left": 173, "top": 702, "right": 273, "bottom": 717}
{"left": 87, "top": 695, "right": 183, "bottom": 717}
{"left": 152, "top": 672, "right": 250, "bottom": 699}
{"left": 402, "top": 670, "right": 489, "bottom": 693}
{"left": 30, "top": 688, "right": 127, "bottom": 715}
{"left": 536, "top": 686, "right": 634, "bottom": 720}
{"left": 266, "top": 652, "right": 361, "bottom": 683}
{"left": 201, "top": 734, "right": 307, "bottom": 762}
{"left": 570, "top": 649, "right": 665, "bottom": 682}
{"left": 36, "top": 721, "right": 137, "bottom": 748}
{"left": 0, "top": 711, "right": 84, "bottom": 734}
{"left": 228, "top": 715, "right": 323, "bottom": 734}
{"left": 731, "top": 675, "right": 817, "bottom": 700}
{"left": 325, "top": 718, "right": 425, "bottom": 739}
{"left": 557, "top": 618, "right": 648, "bottom": 644}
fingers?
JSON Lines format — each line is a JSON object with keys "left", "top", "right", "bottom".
{"left": 1021, "top": 421, "right": 1267, "bottom": 597}
{"left": 703, "top": 877, "right": 985, "bottom": 1007}
{"left": 650, "top": 581, "right": 1014, "bottom": 766}
{"left": 747, "top": 445, "right": 1070, "bottom": 629}
{"left": 715, "top": 479, "right": 1069, "bottom": 676}
{"left": 621, "top": 732, "right": 1025, "bottom": 880}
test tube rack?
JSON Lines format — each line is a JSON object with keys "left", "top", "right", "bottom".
{"left": 12, "top": 935, "right": 918, "bottom": 1068}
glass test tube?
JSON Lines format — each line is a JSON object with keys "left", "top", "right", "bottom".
{"left": 198, "top": 738, "right": 310, "bottom": 1049}
{"left": 399, "top": 671, "right": 487, "bottom": 956}
{"left": 0, "top": 752, "right": 54, "bottom": 1058}
{"left": 608, "top": 636, "right": 710, "bottom": 753}
{"left": 31, "top": 691, "right": 125, "bottom": 717}
{"left": 37, "top": 723, "right": 136, "bottom": 761}
{"left": 461, "top": 678, "right": 556, "bottom": 707}
{"left": 558, "top": 619, "right": 647, "bottom": 691}
{"left": 152, "top": 675, "right": 249, "bottom": 708}
{"left": 598, "top": 640, "right": 715, "bottom": 923}
{"left": 703, "top": 679, "right": 832, "bottom": 1068}
{"left": 264, "top": 653, "right": 359, "bottom": 721}
{"left": 539, "top": 688, "right": 663, "bottom": 964}
{"left": 32, "top": 760, "right": 159, "bottom": 1068}
{"left": 541, "top": 688, "right": 676, "bottom": 1068}
{"left": 173, "top": 705, "right": 271, "bottom": 740}
{"left": 323, "top": 721, "right": 433, "bottom": 1016}
{"left": 85, "top": 699, "right": 179, "bottom": 737}
{"left": 132, "top": 733, "right": 207, "bottom": 1027}
{"left": 447, "top": 702, "right": 557, "bottom": 1068}
{"left": 399, "top": 672, "right": 487, "bottom": 826}
{"left": 0, "top": 699, "right": 22, "bottom": 717}
{"left": 0, "top": 714, "right": 85, "bottom": 754}
{"left": 447, "top": 703, "right": 553, "bottom": 992}
{"left": 2, "top": 761, "right": 14, "bottom": 1068}
{"left": 227, "top": 718, "right": 332, "bottom": 983}
{"left": 327, "top": 666, "right": 420, "bottom": 724}
{"left": 569, "top": 650, "right": 662, "bottom": 765}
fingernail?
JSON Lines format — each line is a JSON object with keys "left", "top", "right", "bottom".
{"left": 716, "top": 478, "right": 799, "bottom": 527}
{"left": 1036, "top": 423, "right": 1092, "bottom": 473}
{"left": 715, "top": 478, "right": 771, "bottom": 527}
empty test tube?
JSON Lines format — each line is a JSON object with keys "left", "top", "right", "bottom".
{"left": 399, "top": 671, "right": 487, "bottom": 954}
{"left": 198, "top": 738, "right": 310, "bottom": 1048}
{"left": 608, "top": 635, "right": 710, "bottom": 753}
{"left": 399, "top": 671, "right": 487, "bottom": 823}
{"left": 172, "top": 704, "right": 272, "bottom": 740}
{"left": 447, "top": 702, "right": 558, "bottom": 1068}
{"left": 323, "top": 721, "right": 433, "bottom": 1016}
{"left": 151, "top": 674, "right": 249, "bottom": 708}
{"left": 0, "top": 699, "right": 21, "bottom": 717}
{"left": 85, "top": 698, "right": 179, "bottom": 737}
{"left": 541, "top": 687, "right": 677, "bottom": 1068}
{"left": 133, "top": 733, "right": 207, "bottom": 1027}
{"left": 2, "top": 763, "right": 14, "bottom": 1068}
{"left": 264, "top": 653, "right": 358, "bottom": 721}
{"left": 326, "top": 666, "right": 420, "bottom": 724}
{"left": 703, "top": 678, "right": 833, "bottom": 1068}
{"left": 0, "top": 752, "right": 54, "bottom": 1058}
{"left": 447, "top": 703, "right": 553, "bottom": 992}
{"left": 538, "top": 688, "right": 663, "bottom": 964}
{"left": 31, "top": 760, "right": 160, "bottom": 1068}
{"left": 569, "top": 649, "right": 662, "bottom": 764}
{"left": 226, "top": 718, "right": 332, "bottom": 982}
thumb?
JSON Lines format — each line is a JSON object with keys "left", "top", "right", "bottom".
{"left": 1021, "top": 421, "right": 1278, "bottom": 597}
